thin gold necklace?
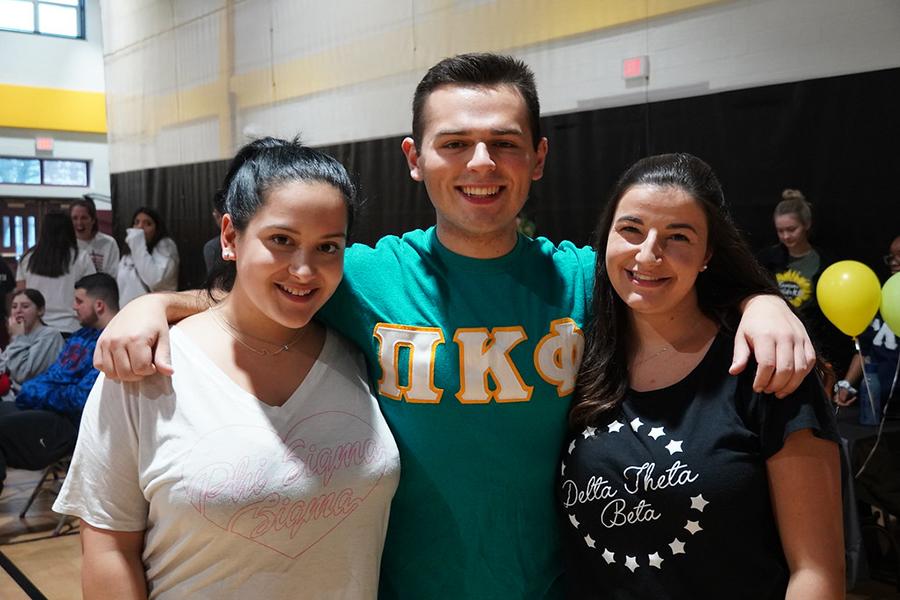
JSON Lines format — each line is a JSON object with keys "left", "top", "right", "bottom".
{"left": 632, "top": 345, "right": 671, "bottom": 367}
{"left": 209, "top": 308, "right": 308, "bottom": 356}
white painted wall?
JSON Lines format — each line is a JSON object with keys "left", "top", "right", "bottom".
{"left": 0, "top": 128, "right": 110, "bottom": 205}
{"left": 528, "top": 0, "right": 900, "bottom": 115}
{"left": 0, "top": 0, "right": 106, "bottom": 92}
{"left": 0, "top": 0, "right": 110, "bottom": 204}
{"left": 102, "top": 0, "right": 900, "bottom": 173}
{"left": 244, "top": 0, "right": 900, "bottom": 147}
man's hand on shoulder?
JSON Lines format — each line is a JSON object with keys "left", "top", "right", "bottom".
{"left": 93, "top": 293, "right": 184, "bottom": 381}
{"left": 730, "top": 294, "right": 817, "bottom": 398}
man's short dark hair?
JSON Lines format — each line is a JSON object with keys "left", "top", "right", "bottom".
{"left": 411, "top": 53, "right": 542, "bottom": 150}
{"left": 75, "top": 273, "right": 120, "bottom": 312}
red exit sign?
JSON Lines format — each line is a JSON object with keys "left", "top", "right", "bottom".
{"left": 622, "top": 56, "right": 649, "bottom": 80}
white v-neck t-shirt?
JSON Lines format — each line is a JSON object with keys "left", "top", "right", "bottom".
{"left": 55, "top": 326, "right": 400, "bottom": 599}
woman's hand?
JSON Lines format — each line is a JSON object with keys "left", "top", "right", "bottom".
{"left": 7, "top": 315, "right": 25, "bottom": 338}
{"left": 833, "top": 382, "right": 858, "bottom": 407}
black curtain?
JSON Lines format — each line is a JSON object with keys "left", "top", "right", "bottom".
{"left": 319, "top": 137, "right": 434, "bottom": 246}
{"left": 112, "top": 67, "right": 900, "bottom": 290}
{"left": 533, "top": 66, "right": 900, "bottom": 268}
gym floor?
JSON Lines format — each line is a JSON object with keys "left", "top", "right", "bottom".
{"left": 0, "top": 467, "right": 80, "bottom": 599}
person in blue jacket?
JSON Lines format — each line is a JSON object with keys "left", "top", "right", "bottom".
{"left": 0, "top": 273, "right": 119, "bottom": 496}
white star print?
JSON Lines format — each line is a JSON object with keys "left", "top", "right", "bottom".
{"left": 582, "top": 426, "right": 597, "bottom": 439}
{"left": 602, "top": 548, "right": 615, "bottom": 564}
{"left": 569, "top": 514, "right": 580, "bottom": 529}
{"left": 624, "top": 556, "right": 639, "bottom": 572}
{"left": 568, "top": 440, "right": 576, "bottom": 454}
{"left": 690, "top": 494, "right": 709, "bottom": 512}
{"left": 665, "top": 440, "right": 683, "bottom": 455}
{"left": 648, "top": 552, "right": 664, "bottom": 569}
{"left": 684, "top": 520, "right": 703, "bottom": 535}
{"left": 608, "top": 420, "right": 625, "bottom": 433}
{"left": 630, "top": 417, "right": 643, "bottom": 431}
{"left": 584, "top": 534, "right": 596, "bottom": 548}
{"left": 669, "top": 538, "right": 686, "bottom": 555}
{"left": 648, "top": 426, "right": 665, "bottom": 440}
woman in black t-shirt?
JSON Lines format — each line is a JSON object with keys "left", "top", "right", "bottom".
{"left": 561, "top": 154, "right": 843, "bottom": 599}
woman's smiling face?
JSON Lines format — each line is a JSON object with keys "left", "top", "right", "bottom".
{"left": 223, "top": 179, "right": 348, "bottom": 334}
{"left": 605, "top": 184, "right": 711, "bottom": 318}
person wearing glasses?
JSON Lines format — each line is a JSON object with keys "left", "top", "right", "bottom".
{"left": 834, "top": 235, "right": 900, "bottom": 417}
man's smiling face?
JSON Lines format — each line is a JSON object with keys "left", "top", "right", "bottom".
{"left": 402, "top": 84, "right": 547, "bottom": 256}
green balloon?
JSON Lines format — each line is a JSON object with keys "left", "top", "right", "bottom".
{"left": 882, "top": 273, "right": 900, "bottom": 334}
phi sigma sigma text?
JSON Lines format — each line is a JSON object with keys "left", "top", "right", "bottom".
{"left": 373, "top": 318, "right": 584, "bottom": 404}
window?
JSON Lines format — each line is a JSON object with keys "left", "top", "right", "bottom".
{"left": 42, "top": 159, "right": 88, "bottom": 186}
{"left": 0, "top": 0, "right": 84, "bottom": 39}
{"left": 0, "top": 156, "right": 89, "bottom": 187}
{"left": 0, "top": 158, "right": 40, "bottom": 184}
{"left": 1, "top": 215, "right": 38, "bottom": 257}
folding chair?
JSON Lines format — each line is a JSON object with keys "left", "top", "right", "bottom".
{"left": 18, "top": 455, "right": 75, "bottom": 536}
{"left": 852, "top": 431, "right": 900, "bottom": 589}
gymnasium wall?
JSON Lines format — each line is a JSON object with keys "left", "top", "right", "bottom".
{"left": 101, "top": 0, "right": 900, "bottom": 173}
{"left": 103, "top": 0, "right": 900, "bottom": 290}
{"left": 0, "top": 0, "right": 110, "bottom": 202}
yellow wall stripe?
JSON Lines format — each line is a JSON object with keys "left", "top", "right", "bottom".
{"left": 0, "top": 84, "right": 107, "bottom": 134}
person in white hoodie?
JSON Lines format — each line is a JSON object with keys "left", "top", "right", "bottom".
{"left": 71, "top": 197, "right": 119, "bottom": 276}
{"left": 117, "top": 206, "right": 179, "bottom": 307}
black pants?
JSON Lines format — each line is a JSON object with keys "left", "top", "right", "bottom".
{"left": 0, "top": 402, "right": 77, "bottom": 495}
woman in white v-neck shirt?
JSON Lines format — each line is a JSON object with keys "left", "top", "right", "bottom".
{"left": 55, "top": 138, "right": 400, "bottom": 600}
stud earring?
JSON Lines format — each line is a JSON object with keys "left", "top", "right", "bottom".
{"left": 700, "top": 264, "right": 708, "bottom": 272}
{"left": 222, "top": 249, "right": 234, "bottom": 260}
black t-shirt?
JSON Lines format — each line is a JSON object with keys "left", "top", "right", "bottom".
{"left": 559, "top": 334, "right": 839, "bottom": 599}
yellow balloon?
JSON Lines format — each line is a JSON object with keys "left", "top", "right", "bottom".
{"left": 816, "top": 261, "right": 882, "bottom": 337}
